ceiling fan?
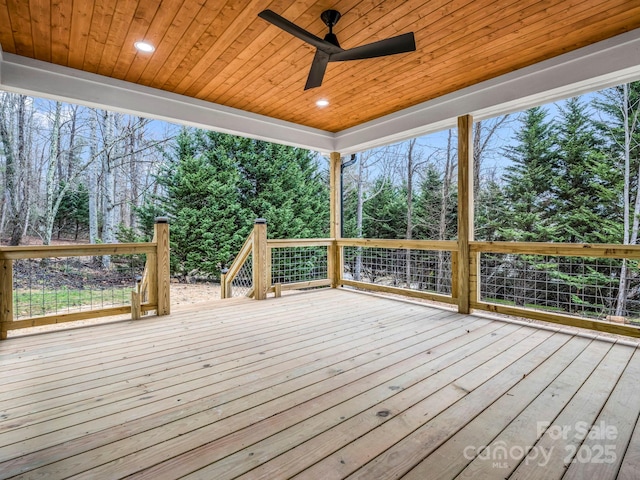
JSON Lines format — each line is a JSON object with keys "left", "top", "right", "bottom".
{"left": 258, "top": 9, "right": 417, "bottom": 90}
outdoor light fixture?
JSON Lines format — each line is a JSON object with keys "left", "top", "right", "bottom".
{"left": 134, "top": 41, "right": 155, "bottom": 53}
{"left": 316, "top": 99, "right": 329, "bottom": 107}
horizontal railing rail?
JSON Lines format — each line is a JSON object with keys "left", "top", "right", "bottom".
{"left": 336, "top": 238, "right": 458, "bottom": 251}
{"left": 267, "top": 238, "right": 335, "bottom": 248}
{"left": 472, "top": 241, "right": 640, "bottom": 258}
{"left": 0, "top": 219, "right": 170, "bottom": 339}
{"left": 0, "top": 243, "right": 157, "bottom": 260}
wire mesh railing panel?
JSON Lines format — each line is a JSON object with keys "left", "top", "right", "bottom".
{"left": 479, "top": 253, "right": 640, "bottom": 324}
{"left": 13, "top": 254, "right": 145, "bottom": 319}
{"left": 270, "top": 246, "right": 328, "bottom": 286}
{"left": 230, "top": 253, "right": 253, "bottom": 298}
{"left": 343, "top": 247, "right": 452, "bottom": 295}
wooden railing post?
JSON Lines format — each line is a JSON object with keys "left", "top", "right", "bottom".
{"left": 328, "top": 241, "right": 341, "bottom": 288}
{"left": 131, "top": 277, "right": 142, "bottom": 320}
{"left": 0, "top": 259, "right": 13, "bottom": 340}
{"left": 252, "top": 219, "right": 268, "bottom": 300}
{"left": 451, "top": 251, "right": 459, "bottom": 299}
{"left": 154, "top": 217, "right": 171, "bottom": 315}
{"left": 457, "top": 114, "right": 474, "bottom": 314}
{"left": 266, "top": 245, "right": 272, "bottom": 294}
{"left": 220, "top": 268, "right": 228, "bottom": 299}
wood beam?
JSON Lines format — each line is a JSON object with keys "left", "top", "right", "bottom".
{"left": 457, "top": 114, "right": 474, "bottom": 314}
{"left": 329, "top": 152, "right": 341, "bottom": 239}
{"left": 154, "top": 219, "right": 171, "bottom": 315}
{"left": 252, "top": 219, "right": 268, "bottom": 300}
{"left": 329, "top": 152, "right": 342, "bottom": 288}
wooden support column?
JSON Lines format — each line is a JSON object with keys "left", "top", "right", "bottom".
{"left": 457, "top": 114, "right": 474, "bottom": 314}
{"left": 329, "top": 152, "right": 342, "bottom": 288}
{"left": 330, "top": 152, "right": 341, "bottom": 238}
{"left": 0, "top": 259, "right": 13, "bottom": 340}
{"left": 154, "top": 217, "right": 171, "bottom": 315}
{"left": 252, "top": 218, "right": 268, "bottom": 300}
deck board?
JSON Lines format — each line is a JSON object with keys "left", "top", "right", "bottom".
{"left": 420, "top": 335, "right": 605, "bottom": 479}
{"left": 0, "top": 288, "right": 639, "bottom": 479}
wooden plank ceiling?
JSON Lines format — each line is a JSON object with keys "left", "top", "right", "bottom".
{"left": 1, "top": 0, "right": 639, "bottom": 132}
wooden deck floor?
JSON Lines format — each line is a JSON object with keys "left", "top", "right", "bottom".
{"left": 1, "top": 289, "right": 640, "bottom": 479}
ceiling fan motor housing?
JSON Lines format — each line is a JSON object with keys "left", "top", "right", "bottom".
{"left": 320, "top": 10, "right": 341, "bottom": 29}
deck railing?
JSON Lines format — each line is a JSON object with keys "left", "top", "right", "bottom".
{"left": 337, "top": 238, "right": 458, "bottom": 304}
{"left": 267, "top": 238, "right": 333, "bottom": 294}
{"left": 0, "top": 219, "right": 170, "bottom": 339}
{"left": 470, "top": 241, "right": 640, "bottom": 337}
{"left": 223, "top": 221, "right": 640, "bottom": 338}
{"left": 221, "top": 219, "right": 332, "bottom": 299}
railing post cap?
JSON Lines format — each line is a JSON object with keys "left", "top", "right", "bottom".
{"left": 254, "top": 218, "right": 267, "bottom": 225}
{"left": 155, "top": 216, "right": 169, "bottom": 224}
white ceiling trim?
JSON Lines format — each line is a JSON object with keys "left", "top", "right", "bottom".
{"left": 0, "top": 46, "right": 335, "bottom": 153}
{"left": 1, "top": 28, "right": 640, "bottom": 155}
{"left": 336, "top": 28, "right": 640, "bottom": 154}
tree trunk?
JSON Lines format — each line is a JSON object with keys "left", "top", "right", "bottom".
{"left": 616, "top": 84, "right": 639, "bottom": 316}
{"left": 43, "top": 102, "right": 62, "bottom": 245}
{"left": 355, "top": 155, "right": 364, "bottom": 281}
{"left": 437, "top": 129, "right": 454, "bottom": 293}
{"left": 129, "top": 119, "right": 139, "bottom": 228}
{"left": 473, "top": 121, "right": 482, "bottom": 201}
{"left": 9, "top": 95, "right": 29, "bottom": 245}
{"left": 88, "top": 110, "right": 99, "bottom": 245}
{"left": 101, "top": 110, "right": 116, "bottom": 268}
{"left": 405, "top": 139, "right": 415, "bottom": 287}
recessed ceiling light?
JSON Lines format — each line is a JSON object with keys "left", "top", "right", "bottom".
{"left": 134, "top": 41, "right": 155, "bottom": 53}
{"left": 316, "top": 99, "right": 329, "bottom": 107}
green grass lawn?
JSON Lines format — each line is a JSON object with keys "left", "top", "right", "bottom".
{"left": 14, "top": 286, "right": 133, "bottom": 318}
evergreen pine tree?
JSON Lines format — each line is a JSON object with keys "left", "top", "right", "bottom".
{"left": 236, "top": 140, "right": 329, "bottom": 239}
{"left": 163, "top": 130, "right": 248, "bottom": 276}
{"left": 500, "top": 107, "right": 557, "bottom": 241}
{"left": 362, "top": 178, "right": 407, "bottom": 239}
{"left": 144, "top": 129, "right": 329, "bottom": 277}
{"left": 553, "top": 98, "right": 621, "bottom": 243}
{"left": 413, "top": 165, "right": 446, "bottom": 240}
{"left": 474, "top": 176, "right": 507, "bottom": 241}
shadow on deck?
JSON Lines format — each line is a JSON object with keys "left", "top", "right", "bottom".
{"left": 1, "top": 288, "right": 639, "bottom": 479}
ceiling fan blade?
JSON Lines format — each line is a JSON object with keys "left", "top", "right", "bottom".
{"left": 305, "top": 50, "right": 330, "bottom": 90}
{"left": 258, "top": 10, "right": 343, "bottom": 54}
{"left": 329, "top": 32, "right": 416, "bottom": 62}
